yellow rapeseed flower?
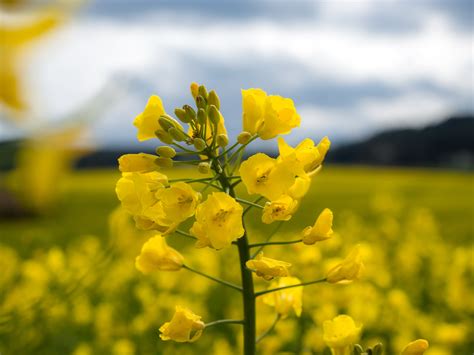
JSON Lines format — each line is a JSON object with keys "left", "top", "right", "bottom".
{"left": 159, "top": 306, "right": 205, "bottom": 343}
{"left": 135, "top": 234, "right": 184, "bottom": 273}
{"left": 261, "top": 195, "right": 299, "bottom": 224}
{"left": 278, "top": 136, "right": 331, "bottom": 176}
{"left": 190, "top": 192, "right": 244, "bottom": 249}
{"left": 115, "top": 172, "right": 167, "bottom": 216}
{"left": 118, "top": 153, "right": 157, "bottom": 173}
{"left": 246, "top": 252, "right": 291, "bottom": 280}
{"left": 326, "top": 245, "right": 364, "bottom": 284}
{"left": 155, "top": 182, "right": 201, "bottom": 222}
{"left": 323, "top": 315, "right": 362, "bottom": 355}
{"left": 401, "top": 339, "right": 429, "bottom": 355}
{"left": 240, "top": 153, "right": 296, "bottom": 200}
{"left": 133, "top": 95, "right": 183, "bottom": 142}
{"left": 241, "top": 88, "right": 300, "bottom": 140}
{"left": 288, "top": 175, "right": 312, "bottom": 200}
{"left": 262, "top": 276, "right": 302, "bottom": 318}
{"left": 302, "top": 208, "right": 334, "bottom": 245}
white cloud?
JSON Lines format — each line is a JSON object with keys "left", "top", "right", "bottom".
{"left": 1, "top": 6, "right": 471, "bottom": 145}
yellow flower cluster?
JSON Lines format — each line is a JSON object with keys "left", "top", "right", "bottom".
{"left": 110, "top": 82, "right": 433, "bottom": 354}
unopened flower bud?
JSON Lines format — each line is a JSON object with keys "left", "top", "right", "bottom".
{"left": 207, "top": 90, "right": 220, "bottom": 109}
{"left": 193, "top": 138, "right": 206, "bottom": 151}
{"left": 156, "top": 146, "right": 176, "bottom": 158}
{"left": 158, "top": 114, "right": 177, "bottom": 131}
{"left": 198, "top": 85, "right": 208, "bottom": 99}
{"left": 196, "top": 95, "right": 206, "bottom": 109}
{"left": 208, "top": 105, "right": 220, "bottom": 125}
{"left": 183, "top": 105, "right": 196, "bottom": 122}
{"left": 237, "top": 131, "right": 252, "bottom": 144}
{"left": 169, "top": 127, "right": 187, "bottom": 142}
{"left": 353, "top": 345, "right": 364, "bottom": 355}
{"left": 372, "top": 344, "right": 383, "bottom": 355}
{"left": 190, "top": 82, "right": 199, "bottom": 99}
{"left": 217, "top": 134, "right": 228, "bottom": 147}
{"left": 197, "top": 108, "right": 207, "bottom": 125}
{"left": 198, "top": 162, "right": 210, "bottom": 174}
{"left": 155, "top": 157, "right": 173, "bottom": 168}
{"left": 174, "top": 108, "right": 189, "bottom": 123}
{"left": 155, "top": 130, "right": 173, "bottom": 144}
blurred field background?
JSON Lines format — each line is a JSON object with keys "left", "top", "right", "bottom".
{"left": 1, "top": 0, "right": 473, "bottom": 354}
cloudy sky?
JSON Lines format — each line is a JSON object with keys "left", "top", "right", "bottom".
{"left": 1, "top": 0, "right": 473, "bottom": 149}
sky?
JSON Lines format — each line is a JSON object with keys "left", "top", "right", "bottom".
{"left": 1, "top": 0, "right": 473, "bottom": 150}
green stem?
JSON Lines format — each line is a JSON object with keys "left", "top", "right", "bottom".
{"left": 183, "top": 265, "right": 242, "bottom": 292}
{"left": 243, "top": 196, "right": 265, "bottom": 217}
{"left": 211, "top": 156, "right": 256, "bottom": 355}
{"left": 205, "top": 319, "right": 244, "bottom": 328}
{"left": 256, "top": 314, "right": 281, "bottom": 344}
{"left": 255, "top": 278, "right": 326, "bottom": 298}
{"left": 248, "top": 239, "right": 302, "bottom": 248}
{"left": 174, "top": 229, "right": 197, "bottom": 240}
{"left": 236, "top": 198, "right": 264, "bottom": 209}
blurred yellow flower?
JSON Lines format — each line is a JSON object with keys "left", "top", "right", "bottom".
{"left": 241, "top": 88, "right": 300, "bottom": 140}
{"left": 134, "top": 95, "right": 183, "bottom": 143}
{"left": 135, "top": 234, "right": 184, "bottom": 273}
{"left": 262, "top": 276, "right": 302, "bottom": 318}
{"left": 302, "top": 208, "right": 334, "bottom": 245}
{"left": 159, "top": 306, "right": 205, "bottom": 343}
{"left": 278, "top": 136, "right": 330, "bottom": 176}
{"left": 0, "top": 8, "right": 64, "bottom": 113}
{"left": 262, "top": 195, "right": 299, "bottom": 224}
{"left": 401, "top": 339, "right": 429, "bottom": 355}
{"left": 326, "top": 245, "right": 364, "bottom": 284}
{"left": 246, "top": 252, "right": 291, "bottom": 281}
{"left": 323, "top": 315, "right": 362, "bottom": 355}
{"left": 118, "top": 153, "right": 157, "bottom": 173}
{"left": 190, "top": 192, "right": 244, "bottom": 249}
{"left": 240, "top": 153, "right": 296, "bottom": 200}
{"left": 155, "top": 182, "right": 201, "bottom": 222}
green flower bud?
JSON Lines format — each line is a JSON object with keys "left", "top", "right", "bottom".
{"left": 353, "top": 344, "right": 364, "bottom": 355}
{"left": 196, "top": 95, "right": 206, "bottom": 109}
{"left": 193, "top": 138, "right": 206, "bottom": 151}
{"left": 174, "top": 108, "right": 189, "bottom": 123}
{"left": 208, "top": 105, "right": 220, "bottom": 125}
{"left": 158, "top": 114, "right": 176, "bottom": 131}
{"left": 197, "top": 162, "right": 210, "bottom": 174}
{"left": 183, "top": 105, "right": 196, "bottom": 122}
{"left": 217, "top": 134, "right": 228, "bottom": 147}
{"left": 168, "top": 127, "right": 187, "bottom": 142}
{"left": 156, "top": 146, "right": 176, "bottom": 158}
{"left": 237, "top": 131, "right": 252, "bottom": 144}
{"left": 372, "top": 344, "right": 383, "bottom": 355}
{"left": 155, "top": 130, "right": 173, "bottom": 144}
{"left": 155, "top": 157, "right": 173, "bottom": 168}
{"left": 198, "top": 85, "right": 208, "bottom": 99}
{"left": 197, "top": 108, "right": 207, "bottom": 125}
{"left": 207, "top": 90, "right": 220, "bottom": 109}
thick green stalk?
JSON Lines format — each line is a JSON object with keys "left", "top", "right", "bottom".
{"left": 211, "top": 157, "right": 256, "bottom": 355}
